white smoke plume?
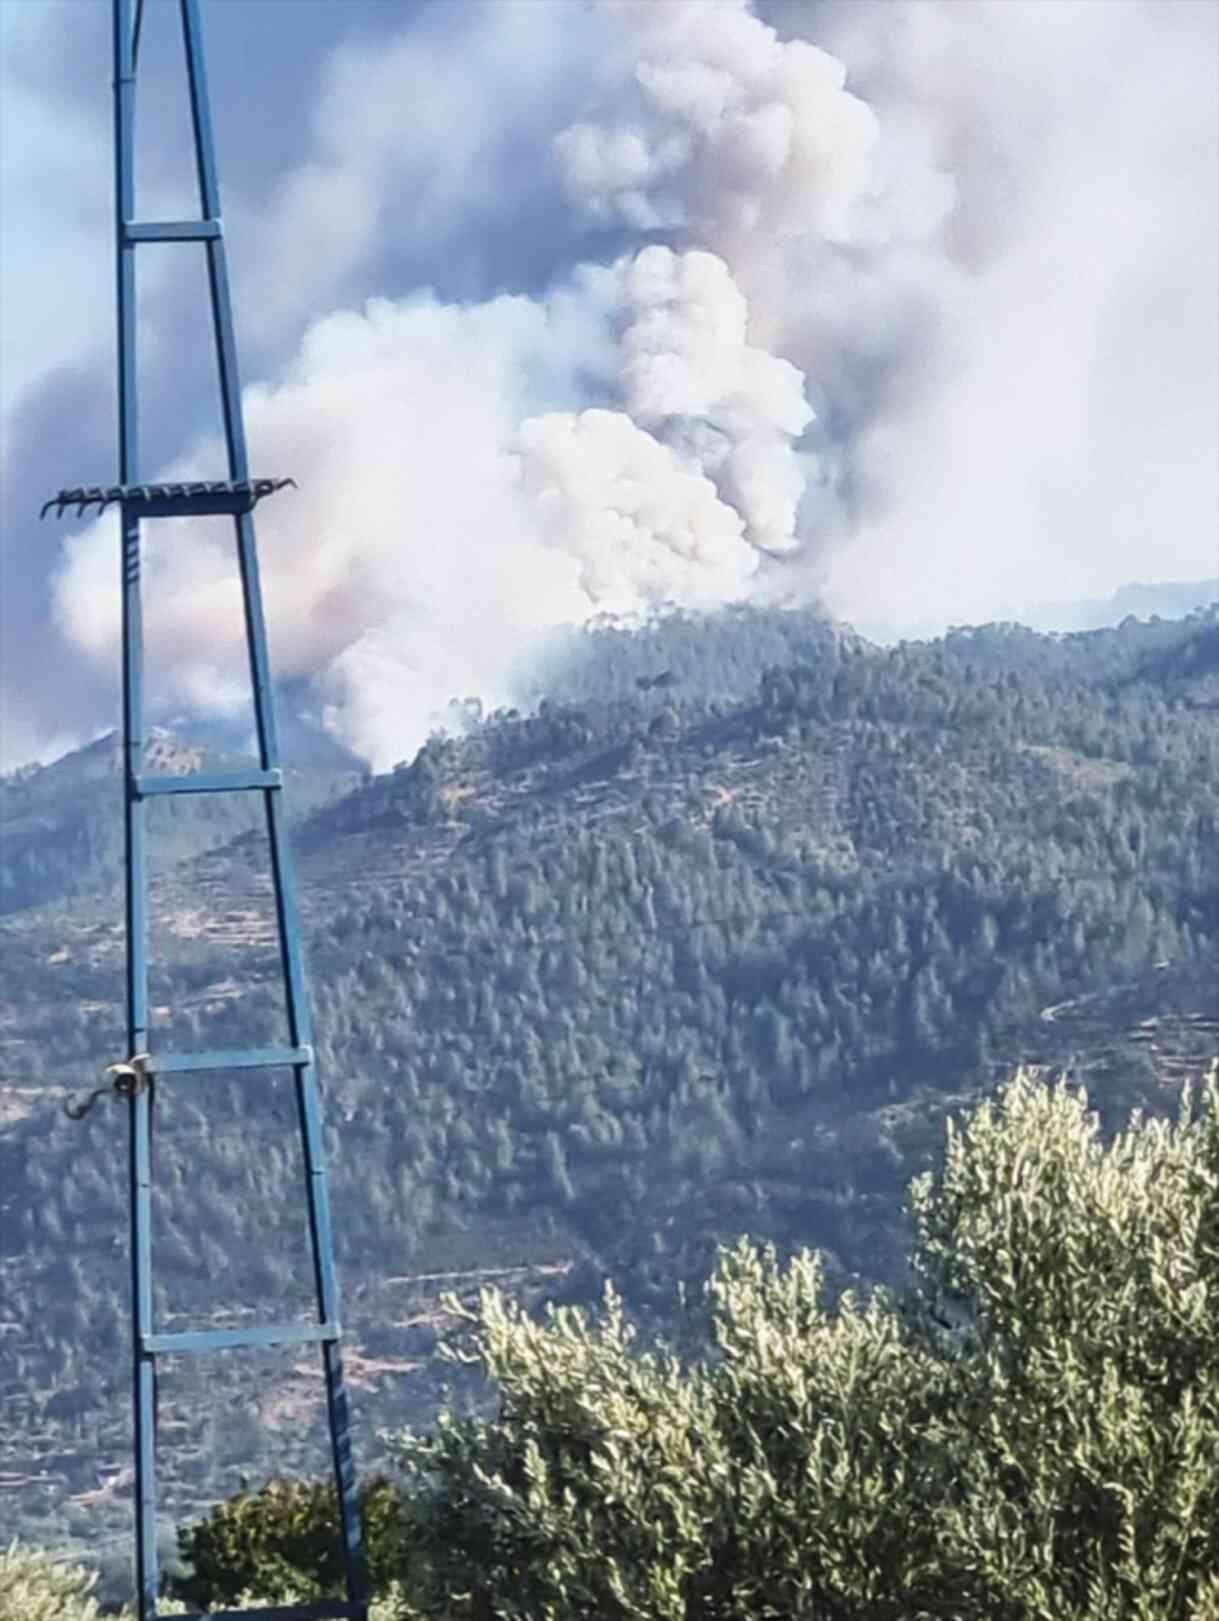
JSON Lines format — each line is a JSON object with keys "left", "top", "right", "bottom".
{"left": 55, "top": 247, "right": 806, "bottom": 764}
{"left": 48, "top": 0, "right": 1218, "bottom": 768}
{"left": 612, "top": 246, "right": 812, "bottom": 554}
{"left": 554, "top": 0, "right": 881, "bottom": 248}
{"left": 794, "top": 0, "right": 1219, "bottom": 634}
{"left": 56, "top": 291, "right": 591, "bottom": 760}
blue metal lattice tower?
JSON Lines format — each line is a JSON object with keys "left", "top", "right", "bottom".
{"left": 44, "top": 3, "right": 368, "bottom": 1616}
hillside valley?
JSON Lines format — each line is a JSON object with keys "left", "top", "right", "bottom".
{"left": 1, "top": 602, "right": 1217, "bottom": 1576}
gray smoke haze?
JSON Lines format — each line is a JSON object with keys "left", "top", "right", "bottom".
{"left": 797, "top": 0, "right": 1219, "bottom": 636}
{"left": 6, "top": 0, "right": 1217, "bottom": 769}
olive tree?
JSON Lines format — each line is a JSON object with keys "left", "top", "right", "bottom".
{"left": 904, "top": 1065, "right": 1219, "bottom": 1618}
{"left": 0, "top": 1543, "right": 116, "bottom": 1621}
{"left": 385, "top": 1064, "right": 1219, "bottom": 1620}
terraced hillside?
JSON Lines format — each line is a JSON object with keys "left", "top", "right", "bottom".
{"left": 1, "top": 606, "right": 1216, "bottom": 1565}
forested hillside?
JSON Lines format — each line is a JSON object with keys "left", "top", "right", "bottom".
{"left": 0, "top": 718, "right": 361, "bottom": 918}
{"left": 1, "top": 603, "right": 1216, "bottom": 1572}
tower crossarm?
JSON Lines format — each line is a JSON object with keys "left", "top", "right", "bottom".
{"left": 40, "top": 477, "right": 297, "bottom": 521}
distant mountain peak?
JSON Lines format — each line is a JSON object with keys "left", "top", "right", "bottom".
{"left": 1020, "top": 577, "right": 1218, "bottom": 634}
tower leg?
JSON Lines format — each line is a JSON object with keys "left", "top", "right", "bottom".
{"left": 130, "top": 1085, "right": 159, "bottom": 1617}
{"left": 296, "top": 1062, "right": 370, "bottom": 1609}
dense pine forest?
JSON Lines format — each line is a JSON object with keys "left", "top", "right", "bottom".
{"left": 1, "top": 602, "right": 1217, "bottom": 1588}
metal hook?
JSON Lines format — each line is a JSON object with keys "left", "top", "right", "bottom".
{"left": 64, "top": 1086, "right": 111, "bottom": 1121}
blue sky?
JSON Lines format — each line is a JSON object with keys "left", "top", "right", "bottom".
{"left": 2, "top": 0, "right": 1216, "bottom": 769}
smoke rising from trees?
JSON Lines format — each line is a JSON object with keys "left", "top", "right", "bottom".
{"left": 12, "top": 0, "right": 1216, "bottom": 767}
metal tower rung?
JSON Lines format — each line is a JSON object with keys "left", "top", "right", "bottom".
{"left": 147, "top": 1046, "right": 313, "bottom": 1075}
{"left": 123, "top": 218, "right": 221, "bottom": 242}
{"left": 167, "top": 1602, "right": 363, "bottom": 1621}
{"left": 136, "top": 489, "right": 276, "bottom": 517}
{"left": 144, "top": 1321, "right": 339, "bottom": 1354}
{"left": 135, "top": 768, "right": 283, "bottom": 796}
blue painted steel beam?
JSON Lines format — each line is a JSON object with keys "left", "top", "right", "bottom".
{"left": 113, "top": 3, "right": 158, "bottom": 1613}
{"left": 124, "top": 219, "right": 222, "bottom": 242}
{"left": 179, "top": 3, "right": 368, "bottom": 1605}
{"left": 145, "top": 1046, "right": 312, "bottom": 1074}
{"left": 135, "top": 768, "right": 283, "bottom": 796}
{"left": 169, "top": 1601, "right": 364, "bottom": 1621}
{"left": 137, "top": 493, "right": 247, "bottom": 516}
{"left": 144, "top": 1321, "right": 339, "bottom": 1354}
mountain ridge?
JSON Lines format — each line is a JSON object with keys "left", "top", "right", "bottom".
{"left": 1, "top": 602, "right": 1217, "bottom": 1565}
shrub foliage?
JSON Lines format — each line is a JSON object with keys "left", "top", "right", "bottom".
{"left": 174, "top": 1472, "right": 406, "bottom": 1608}
{"left": 15, "top": 1064, "right": 1219, "bottom": 1619}
{"left": 0, "top": 1543, "right": 115, "bottom": 1621}
{"left": 382, "top": 1064, "right": 1219, "bottom": 1619}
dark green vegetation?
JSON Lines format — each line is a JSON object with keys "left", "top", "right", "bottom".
{"left": 173, "top": 1473, "right": 406, "bottom": 1611}
{"left": 209, "top": 1070, "right": 1219, "bottom": 1619}
{"left": 11, "top": 1066, "right": 1219, "bottom": 1618}
{"left": 0, "top": 715, "right": 362, "bottom": 918}
{"left": 1, "top": 603, "right": 1217, "bottom": 1576}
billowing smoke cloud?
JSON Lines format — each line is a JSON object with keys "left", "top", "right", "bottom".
{"left": 55, "top": 244, "right": 809, "bottom": 764}
{"left": 50, "top": 0, "right": 868, "bottom": 767}
{"left": 554, "top": 0, "right": 881, "bottom": 248}
{"left": 793, "top": 0, "right": 1219, "bottom": 635}
{"left": 36, "top": 0, "right": 1219, "bottom": 769}
{"left": 56, "top": 290, "right": 585, "bottom": 758}
{"left": 612, "top": 247, "right": 813, "bottom": 554}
